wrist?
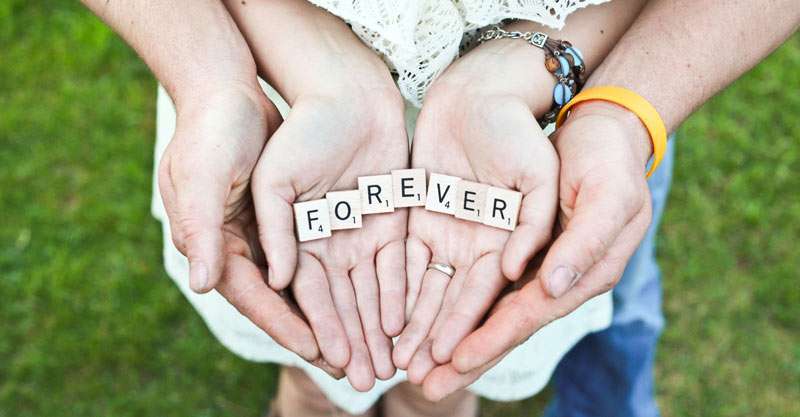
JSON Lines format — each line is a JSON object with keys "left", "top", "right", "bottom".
{"left": 166, "top": 56, "right": 262, "bottom": 110}
{"left": 173, "top": 79, "right": 269, "bottom": 123}
{"left": 560, "top": 100, "right": 653, "bottom": 165}
{"left": 435, "top": 38, "right": 555, "bottom": 117}
{"left": 250, "top": 10, "right": 400, "bottom": 105}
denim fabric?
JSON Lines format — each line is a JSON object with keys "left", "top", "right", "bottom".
{"left": 544, "top": 138, "right": 676, "bottom": 417}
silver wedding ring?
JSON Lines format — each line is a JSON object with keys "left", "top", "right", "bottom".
{"left": 427, "top": 262, "right": 456, "bottom": 279}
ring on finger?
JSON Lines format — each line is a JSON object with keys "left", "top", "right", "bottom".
{"left": 427, "top": 262, "right": 456, "bottom": 279}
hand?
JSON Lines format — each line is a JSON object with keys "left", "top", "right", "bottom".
{"left": 158, "top": 84, "right": 342, "bottom": 377}
{"left": 392, "top": 44, "right": 560, "bottom": 384}
{"left": 421, "top": 100, "right": 655, "bottom": 400}
{"left": 251, "top": 81, "right": 408, "bottom": 392}
{"left": 221, "top": 0, "right": 410, "bottom": 390}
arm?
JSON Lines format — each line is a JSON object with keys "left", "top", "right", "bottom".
{"left": 80, "top": 1, "right": 340, "bottom": 375}
{"left": 81, "top": 0, "right": 257, "bottom": 105}
{"left": 591, "top": 0, "right": 800, "bottom": 133}
{"left": 425, "top": 0, "right": 799, "bottom": 400}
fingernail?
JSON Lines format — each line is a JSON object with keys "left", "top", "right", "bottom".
{"left": 189, "top": 261, "right": 209, "bottom": 292}
{"left": 546, "top": 266, "right": 579, "bottom": 298}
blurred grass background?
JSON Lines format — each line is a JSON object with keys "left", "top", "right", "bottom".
{"left": 0, "top": 1, "right": 798, "bottom": 416}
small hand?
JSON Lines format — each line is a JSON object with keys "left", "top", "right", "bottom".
{"left": 158, "top": 84, "right": 342, "bottom": 377}
{"left": 253, "top": 89, "right": 409, "bottom": 390}
{"left": 421, "top": 100, "right": 655, "bottom": 400}
{"left": 220, "top": 0, "right": 412, "bottom": 390}
{"left": 393, "top": 74, "right": 559, "bottom": 383}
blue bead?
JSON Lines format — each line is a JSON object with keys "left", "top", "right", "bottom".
{"left": 566, "top": 46, "right": 585, "bottom": 63}
{"left": 553, "top": 83, "right": 572, "bottom": 106}
{"left": 557, "top": 56, "right": 571, "bottom": 76}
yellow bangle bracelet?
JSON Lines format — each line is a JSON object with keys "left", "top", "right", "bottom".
{"left": 555, "top": 86, "right": 667, "bottom": 178}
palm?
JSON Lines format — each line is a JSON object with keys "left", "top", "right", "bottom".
{"left": 253, "top": 95, "right": 408, "bottom": 390}
{"left": 395, "top": 94, "right": 559, "bottom": 381}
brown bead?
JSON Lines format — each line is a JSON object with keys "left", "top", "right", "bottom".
{"left": 545, "top": 56, "right": 560, "bottom": 73}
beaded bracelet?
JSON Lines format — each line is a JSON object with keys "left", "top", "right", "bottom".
{"left": 478, "top": 26, "right": 585, "bottom": 128}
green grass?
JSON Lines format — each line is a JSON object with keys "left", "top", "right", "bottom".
{"left": 0, "top": 1, "right": 797, "bottom": 416}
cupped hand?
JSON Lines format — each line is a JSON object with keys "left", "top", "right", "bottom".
{"left": 420, "top": 100, "right": 655, "bottom": 400}
{"left": 221, "top": 0, "right": 411, "bottom": 390}
{"left": 158, "top": 84, "right": 343, "bottom": 377}
{"left": 252, "top": 88, "right": 409, "bottom": 390}
{"left": 393, "top": 70, "right": 560, "bottom": 384}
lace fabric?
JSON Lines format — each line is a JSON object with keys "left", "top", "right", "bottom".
{"left": 308, "top": 0, "right": 609, "bottom": 105}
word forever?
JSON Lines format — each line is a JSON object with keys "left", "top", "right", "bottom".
{"left": 293, "top": 169, "right": 522, "bottom": 241}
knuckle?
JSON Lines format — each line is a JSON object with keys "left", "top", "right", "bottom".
{"left": 594, "top": 274, "right": 618, "bottom": 294}
{"left": 578, "top": 232, "right": 612, "bottom": 268}
{"left": 224, "top": 281, "right": 261, "bottom": 316}
{"left": 170, "top": 232, "right": 186, "bottom": 254}
{"left": 176, "top": 216, "right": 204, "bottom": 239}
{"left": 509, "top": 297, "right": 538, "bottom": 337}
{"left": 263, "top": 305, "right": 294, "bottom": 336}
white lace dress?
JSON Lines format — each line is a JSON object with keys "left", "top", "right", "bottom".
{"left": 151, "top": 1, "right": 611, "bottom": 414}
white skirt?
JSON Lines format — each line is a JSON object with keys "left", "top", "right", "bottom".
{"left": 151, "top": 82, "right": 612, "bottom": 415}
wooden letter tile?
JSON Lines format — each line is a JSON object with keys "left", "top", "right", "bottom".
{"left": 293, "top": 199, "right": 332, "bottom": 242}
{"left": 358, "top": 174, "right": 395, "bottom": 214}
{"left": 326, "top": 190, "right": 363, "bottom": 230}
{"left": 483, "top": 187, "right": 522, "bottom": 231}
{"left": 454, "top": 180, "right": 488, "bottom": 223}
{"left": 425, "top": 173, "right": 461, "bottom": 215}
{"left": 392, "top": 168, "right": 427, "bottom": 208}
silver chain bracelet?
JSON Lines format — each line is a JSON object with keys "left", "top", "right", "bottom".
{"left": 478, "top": 26, "right": 585, "bottom": 128}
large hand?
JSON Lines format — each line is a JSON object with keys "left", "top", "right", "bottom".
{"left": 421, "top": 100, "right": 655, "bottom": 400}
{"left": 393, "top": 65, "right": 560, "bottom": 384}
{"left": 158, "top": 85, "right": 342, "bottom": 376}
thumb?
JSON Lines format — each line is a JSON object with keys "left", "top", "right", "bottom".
{"left": 251, "top": 180, "right": 297, "bottom": 291}
{"left": 501, "top": 184, "right": 557, "bottom": 280}
{"left": 159, "top": 152, "right": 228, "bottom": 294}
{"left": 539, "top": 183, "right": 637, "bottom": 298}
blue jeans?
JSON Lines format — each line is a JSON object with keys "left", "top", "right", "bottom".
{"left": 544, "top": 138, "right": 676, "bottom": 417}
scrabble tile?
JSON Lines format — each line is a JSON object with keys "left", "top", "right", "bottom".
{"left": 358, "top": 174, "right": 395, "bottom": 214}
{"left": 425, "top": 173, "right": 461, "bottom": 215}
{"left": 293, "top": 199, "right": 332, "bottom": 242}
{"left": 454, "top": 180, "right": 489, "bottom": 223}
{"left": 392, "top": 168, "right": 427, "bottom": 208}
{"left": 326, "top": 190, "right": 362, "bottom": 230}
{"left": 483, "top": 187, "right": 522, "bottom": 231}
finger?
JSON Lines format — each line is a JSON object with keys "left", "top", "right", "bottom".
{"left": 501, "top": 181, "right": 557, "bottom": 280}
{"left": 392, "top": 266, "right": 449, "bottom": 369}
{"left": 159, "top": 154, "right": 226, "bottom": 294}
{"left": 292, "top": 252, "right": 350, "bottom": 369}
{"left": 452, "top": 205, "right": 652, "bottom": 374}
{"left": 421, "top": 353, "right": 507, "bottom": 402}
{"left": 216, "top": 253, "right": 319, "bottom": 362}
{"left": 406, "top": 266, "right": 465, "bottom": 382}
{"left": 431, "top": 252, "right": 506, "bottom": 364}
{"left": 351, "top": 261, "right": 396, "bottom": 380}
{"left": 251, "top": 183, "right": 298, "bottom": 291}
{"left": 310, "top": 357, "right": 346, "bottom": 380}
{"left": 404, "top": 235, "right": 431, "bottom": 319}
{"left": 327, "top": 269, "right": 376, "bottom": 392}
{"left": 539, "top": 183, "right": 639, "bottom": 298}
{"left": 376, "top": 239, "right": 406, "bottom": 337}
{"left": 406, "top": 339, "right": 437, "bottom": 385}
